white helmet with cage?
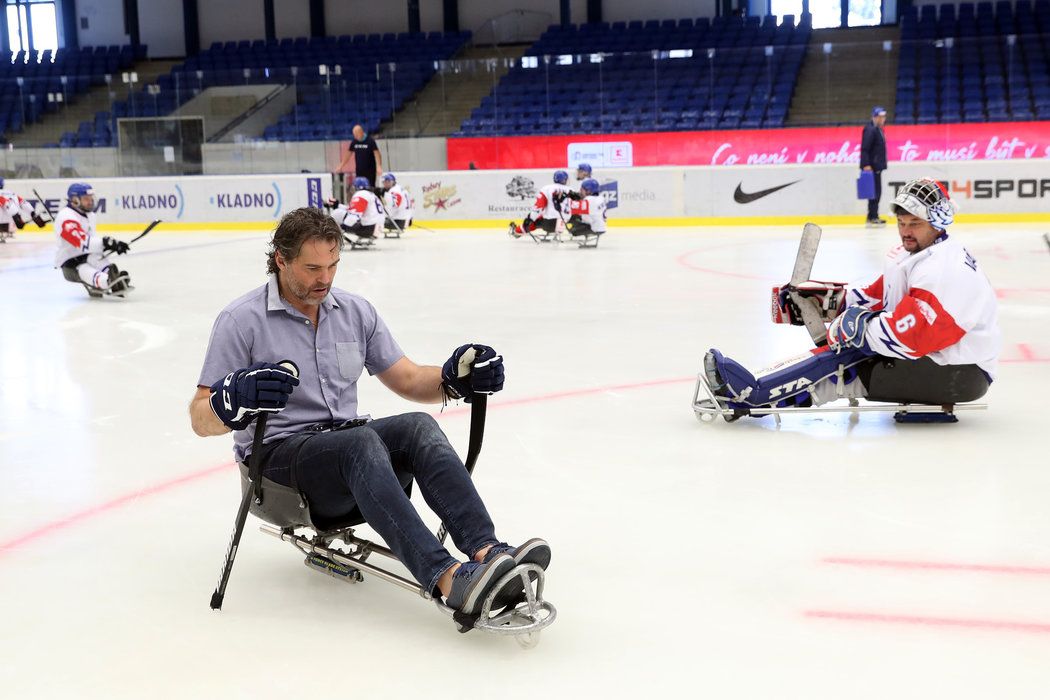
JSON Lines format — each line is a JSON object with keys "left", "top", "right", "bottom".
{"left": 892, "top": 177, "right": 958, "bottom": 230}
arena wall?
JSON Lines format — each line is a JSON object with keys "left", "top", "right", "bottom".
{"left": 9, "top": 161, "right": 1048, "bottom": 231}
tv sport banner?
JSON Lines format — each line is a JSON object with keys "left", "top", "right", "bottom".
{"left": 393, "top": 159, "right": 1050, "bottom": 221}
{"left": 11, "top": 174, "right": 330, "bottom": 225}
{"left": 447, "top": 121, "right": 1050, "bottom": 170}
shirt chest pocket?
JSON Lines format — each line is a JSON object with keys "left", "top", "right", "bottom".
{"left": 336, "top": 341, "right": 364, "bottom": 380}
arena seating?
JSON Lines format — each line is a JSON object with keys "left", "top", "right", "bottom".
{"left": 896, "top": 0, "right": 1050, "bottom": 124}
{"left": 455, "top": 15, "right": 811, "bottom": 136}
{"left": 0, "top": 45, "right": 138, "bottom": 143}
{"left": 62, "top": 32, "right": 469, "bottom": 148}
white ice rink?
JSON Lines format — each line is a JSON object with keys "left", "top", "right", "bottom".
{"left": 1, "top": 222, "right": 1047, "bottom": 698}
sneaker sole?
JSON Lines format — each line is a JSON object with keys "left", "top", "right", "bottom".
{"left": 512, "top": 538, "right": 551, "bottom": 571}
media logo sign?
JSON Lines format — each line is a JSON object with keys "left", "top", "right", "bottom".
{"left": 567, "top": 141, "right": 634, "bottom": 169}
{"left": 598, "top": 180, "right": 619, "bottom": 209}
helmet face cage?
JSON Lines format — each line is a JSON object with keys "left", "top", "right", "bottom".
{"left": 381, "top": 173, "right": 396, "bottom": 186}
{"left": 893, "top": 177, "right": 956, "bottom": 228}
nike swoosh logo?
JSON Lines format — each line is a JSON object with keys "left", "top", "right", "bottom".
{"left": 733, "top": 180, "right": 801, "bottom": 204}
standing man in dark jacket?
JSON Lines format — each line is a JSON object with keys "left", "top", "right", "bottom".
{"left": 337, "top": 125, "right": 383, "bottom": 198}
{"left": 860, "top": 106, "right": 888, "bottom": 227}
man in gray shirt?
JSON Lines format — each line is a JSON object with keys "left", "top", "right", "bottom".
{"left": 189, "top": 207, "right": 550, "bottom": 617}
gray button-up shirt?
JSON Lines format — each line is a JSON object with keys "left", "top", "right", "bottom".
{"left": 197, "top": 275, "right": 404, "bottom": 462}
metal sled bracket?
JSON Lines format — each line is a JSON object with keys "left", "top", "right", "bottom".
{"left": 260, "top": 524, "right": 556, "bottom": 647}
{"left": 691, "top": 371, "right": 987, "bottom": 425}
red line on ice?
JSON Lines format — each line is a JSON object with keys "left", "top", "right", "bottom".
{"left": 822, "top": 556, "right": 1050, "bottom": 576}
{"left": 0, "top": 460, "right": 235, "bottom": 557}
{"left": 675, "top": 248, "right": 768, "bottom": 281}
{"left": 805, "top": 610, "right": 1050, "bottom": 635}
{"left": 0, "top": 376, "right": 695, "bottom": 558}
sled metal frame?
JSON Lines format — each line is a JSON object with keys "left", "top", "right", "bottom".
{"left": 238, "top": 397, "right": 556, "bottom": 647}
{"left": 344, "top": 233, "right": 376, "bottom": 250}
{"left": 383, "top": 217, "right": 405, "bottom": 239}
{"left": 691, "top": 371, "right": 987, "bottom": 426}
{"left": 260, "top": 524, "right": 556, "bottom": 646}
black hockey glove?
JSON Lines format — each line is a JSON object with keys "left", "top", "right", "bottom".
{"left": 12, "top": 214, "right": 25, "bottom": 229}
{"left": 32, "top": 213, "right": 47, "bottom": 228}
{"left": 209, "top": 362, "right": 300, "bottom": 431}
{"left": 323, "top": 197, "right": 342, "bottom": 209}
{"left": 103, "top": 236, "right": 130, "bottom": 255}
{"left": 441, "top": 344, "right": 504, "bottom": 403}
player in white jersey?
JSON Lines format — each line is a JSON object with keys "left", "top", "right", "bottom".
{"left": 564, "top": 178, "right": 607, "bottom": 247}
{"left": 326, "top": 176, "right": 384, "bottom": 243}
{"left": 703, "top": 177, "right": 999, "bottom": 414}
{"left": 54, "top": 182, "right": 133, "bottom": 297}
{"left": 380, "top": 172, "right": 413, "bottom": 234}
{"left": 508, "top": 170, "right": 575, "bottom": 238}
{"left": 0, "top": 177, "right": 48, "bottom": 242}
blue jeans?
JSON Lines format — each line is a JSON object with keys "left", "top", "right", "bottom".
{"left": 261, "top": 412, "right": 499, "bottom": 595}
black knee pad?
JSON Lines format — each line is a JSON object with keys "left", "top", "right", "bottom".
{"left": 536, "top": 218, "right": 557, "bottom": 233}
{"left": 860, "top": 356, "right": 990, "bottom": 404}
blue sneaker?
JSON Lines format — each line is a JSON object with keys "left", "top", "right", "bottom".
{"left": 482, "top": 538, "right": 552, "bottom": 571}
{"left": 445, "top": 554, "right": 515, "bottom": 616}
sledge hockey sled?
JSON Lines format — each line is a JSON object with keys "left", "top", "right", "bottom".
{"left": 691, "top": 368, "right": 987, "bottom": 426}
{"left": 218, "top": 396, "right": 556, "bottom": 648}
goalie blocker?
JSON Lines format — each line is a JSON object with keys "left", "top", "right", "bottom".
{"left": 771, "top": 281, "right": 847, "bottom": 326}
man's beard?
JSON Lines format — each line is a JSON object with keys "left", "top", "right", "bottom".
{"left": 286, "top": 274, "right": 324, "bottom": 305}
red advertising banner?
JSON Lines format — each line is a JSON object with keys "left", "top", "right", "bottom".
{"left": 446, "top": 122, "right": 1050, "bottom": 170}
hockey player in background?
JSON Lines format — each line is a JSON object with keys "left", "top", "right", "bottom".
{"left": 508, "top": 170, "right": 577, "bottom": 239}
{"left": 54, "top": 182, "right": 133, "bottom": 298}
{"left": 380, "top": 172, "right": 413, "bottom": 234}
{"left": 0, "top": 177, "right": 48, "bottom": 242}
{"left": 564, "top": 178, "right": 607, "bottom": 246}
{"left": 326, "top": 176, "right": 385, "bottom": 246}
{"left": 704, "top": 177, "right": 999, "bottom": 416}
{"left": 575, "top": 163, "right": 593, "bottom": 185}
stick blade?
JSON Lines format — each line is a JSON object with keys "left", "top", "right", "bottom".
{"left": 790, "top": 223, "right": 822, "bottom": 286}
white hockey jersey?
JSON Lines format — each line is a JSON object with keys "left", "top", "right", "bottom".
{"left": 532, "top": 183, "right": 571, "bottom": 220}
{"left": 53, "top": 205, "right": 101, "bottom": 267}
{"left": 0, "top": 189, "right": 35, "bottom": 224}
{"left": 847, "top": 233, "right": 1000, "bottom": 378}
{"left": 332, "top": 190, "right": 385, "bottom": 228}
{"left": 383, "top": 184, "right": 413, "bottom": 221}
{"left": 568, "top": 194, "right": 607, "bottom": 233}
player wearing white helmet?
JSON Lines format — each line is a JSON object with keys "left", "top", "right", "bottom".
{"left": 702, "top": 177, "right": 999, "bottom": 418}
{"left": 54, "top": 182, "right": 133, "bottom": 298}
{"left": 380, "top": 172, "right": 413, "bottom": 235}
{"left": 0, "top": 177, "right": 48, "bottom": 242}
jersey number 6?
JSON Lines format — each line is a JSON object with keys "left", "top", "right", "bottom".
{"left": 895, "top": 314, "right": 917, "bottom": 333}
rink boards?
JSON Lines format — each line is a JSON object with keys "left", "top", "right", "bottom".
{"left": 8, "top": 160, "right": 1050, "bottom": 230}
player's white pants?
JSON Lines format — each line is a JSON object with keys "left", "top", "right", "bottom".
{"left": 72, "top": 253, "right": 111, "bottom": 288}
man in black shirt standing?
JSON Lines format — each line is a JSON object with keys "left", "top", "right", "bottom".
{"left": 860, "top": 106, "right": 888, "bottom": 227}
{"left": 338, "top": 124, "right": 383, "bottom": 195}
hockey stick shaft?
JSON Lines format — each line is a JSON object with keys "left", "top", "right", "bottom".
{"left": 210, "top": 412, "right": 268, "bottom": 610}
{"left": 101, "top": 219, "right": 161, "bottom": 259}
{"left": 436, "top": 395, "right": 487, "bottom": 545}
